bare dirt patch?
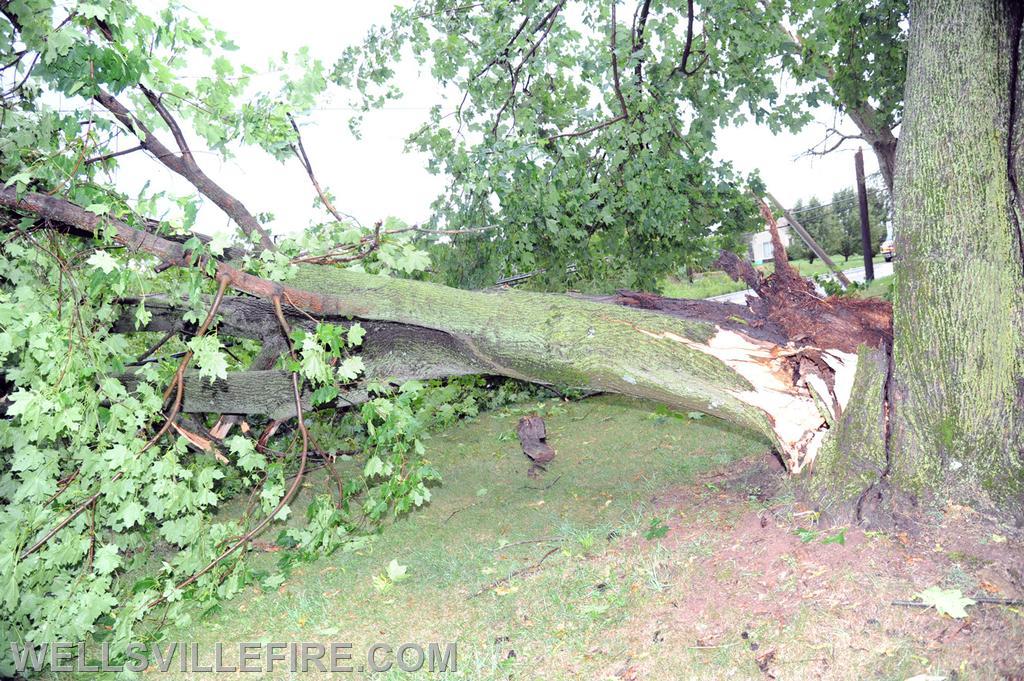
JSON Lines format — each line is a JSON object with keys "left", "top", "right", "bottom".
{"left": 607, "top": 454, "right": 1024, "bottom": 680}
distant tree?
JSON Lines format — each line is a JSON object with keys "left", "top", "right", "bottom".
{"left": 787, "top": 199, "right": 814, "bottom": 262}
{"left": 789, "top": 196, "right": 843, "bottom": 261}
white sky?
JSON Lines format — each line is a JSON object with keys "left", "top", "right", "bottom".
{"left": 116, "top": 1, "right": 880, "bottom": 238}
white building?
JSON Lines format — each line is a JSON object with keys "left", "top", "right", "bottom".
{"left": 747, "top": 217, "right": 793, "bottom": 264}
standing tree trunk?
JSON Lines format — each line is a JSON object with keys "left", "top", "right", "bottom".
{"left": 889, "top": 0, "right": 1024, "bottom": 508}
{"left": 846, "top": 106, "right": 899, "bottom": 196}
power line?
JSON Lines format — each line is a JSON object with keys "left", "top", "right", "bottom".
{"left": 788, "top": 191, "right": 886, "bottom": 218}
{"left": 788, "top": 197, "right": 858, "bottom": 216}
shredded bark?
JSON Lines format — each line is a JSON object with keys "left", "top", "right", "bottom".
{"left": 602, "top": 289, "right": 788, "bottom": 344}
{"left": 710, "top": 205, "right": 893, "bottom": 355}
{"left": 517, "top": 415, "right": 556, "bottom": 478}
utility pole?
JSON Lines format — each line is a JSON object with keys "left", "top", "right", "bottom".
{"left": 765, "top": 193, "right": 852, "bottom": 288}
{"left": 854, "top": 148, "right": 875, "bottom": 282}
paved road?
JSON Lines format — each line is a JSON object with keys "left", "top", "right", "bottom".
{"left": 706, "top": 261, "right": 894, "bottom": 305}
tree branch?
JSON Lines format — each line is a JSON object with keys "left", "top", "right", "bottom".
{"left": 632, "top": 0, "right": 653, "bottom": 85}
{"left": 547, "top": 114, "right": 625, "bottom": 141}
{"left": 83, "top": 144, "right": 144, "bottom": 166}
{"left": 492, "top": 0, "right": 566, "bottom": 136}
{"left": 610, "top": 1, "right": 629, "bottom": 119}
{"left": 0, "top": 51, "right": 38, "bottom": 100}
{"left": 800, "top": 126, "right": 864, "bottom": 158}
{"left": 548, "top": 2, "right": 628, "bottom": 141}
{"left": 92, "top": 89, "right": 276, "bottom": 252}
{"left": 287, "top": 113, "right": 359, "bottom": 226}
{"left": 140, "top": 85, "right": 197, "bottom": 168}
{"left": 673, "top": 0, "right": 708, "bottom": 77}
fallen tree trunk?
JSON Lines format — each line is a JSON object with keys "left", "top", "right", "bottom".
{"left": 3, "top": 187, "right": 891, "bottom": 474}
{"left": 117, "top": 303, "right": 488, "bottom": 419}
{"left": 117, "top": 282, "right": 851, "bottom": 470}
{"left": 113, "top": 264, "right": 888, "bottom": 474}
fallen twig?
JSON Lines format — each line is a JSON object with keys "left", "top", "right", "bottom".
{"left": 520, "top": 474, "right": 562, "bottom": 491}
{"left": 470, "top": 547, "right": 559, "bottom": 598}
{"left": 892, "top": 597, "right": 1024, "bottom": 608}
{"left": 490, "top": 536, "right": 561, "bottom": 551}
{"left": 444, "top": 503, "right": 476, "bottom": 523}
{"left": 687, "top": 641, "right": 743, "bottom": 650}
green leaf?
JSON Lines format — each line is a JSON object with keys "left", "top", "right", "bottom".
{"left": 226, "top": 435, "right": 265, "bottom": 472}
{"left": 385, "top": 559, "right": 408, "bottom": 582}
{"left": 337, "top": 356, "right": 365, "bottom": 382}
{"left": 794, "top": 528, "right": 817, "bottom": 543}
{"left": 87, "top": 250, "right": 120, "bottom": 274}
{"left": 134, "top": 301, "right": 152, "bottom": 329}
{"left": 364, "top": 456, "right": 384, "bottom": 478}
{"left": 118, "top": 502, "right": 146, "bottom": 530}
{"left": 262, "top": 573, "right": 287, "bottom": 589}
{"left": 311, "top": 385, "right": 339, "bottom": 406}
{"left": 822, "top": 529, "right": 846, "bottom": 545}
{"left": 188, "top": 335, "right": 229, "bottom": 382}
{"left": 644, "top": 517, "right": 669, "bottom": 540}
{"left": 396, "top": 246, "right": 430, "bottom": 273}
{"left": 103, "top": 444, "right": 133, "bottom": 468}
{"left": 347, "top": 323, "right": 366, "bottom": 347}
{"left": 299, "top": 336, "right": 332, "bottom": 384}
{"left": 207, "top": 231, "right": 232, "bottom": 257}
{"left": 131, "top": 577, "right": 159, "bottom": 594}
{"left": 93, "top": 544, "right": 122, "bottom": 575}
{"left": 916, "top": 586, "right": 976, "bottom": 619}
{"left": 5, "top": 170, "right": 33, "bottom": 188}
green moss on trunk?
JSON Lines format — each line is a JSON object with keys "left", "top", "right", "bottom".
{"left": 890, "top": 0, "right": 1024, "bottom": 506}
{"left": 809, "top": 347, "right": 889, "bottom": 523}
{"left": 286, "top": 266, "right": 794, "bottom": 453}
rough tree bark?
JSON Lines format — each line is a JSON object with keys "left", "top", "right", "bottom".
{"left": 811, "top": 0, "right": 1024, "bottom": 524}
{"left": 888, "top": 0, "right": 1024, "bottom": 505}
{"left": 138, "top": 259, "right": 879, "bottom": 472}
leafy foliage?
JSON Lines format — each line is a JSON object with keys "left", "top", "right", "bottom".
{"left": 0, "top": 1, "right": 515, "bottom": 670}
{"left": 785, "top": 0, "right": 907, "bottom": 133}
{"left": 0, "top": 223, "right": 538, "bottom": 671}
{"left": 337, "top": 1, "right": 809, "bottom": 291}
{"left": 337, "top": 0, "right": 906, "bottom": 291}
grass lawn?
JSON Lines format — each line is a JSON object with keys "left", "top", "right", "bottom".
{"left": 858, "top": 273, "right": 895, "bottom": 299}
{"left": 662, "top": 254, "right": 887, "bottom": 299}
{"left": 58, "top": 394, "right": 1023, "bottom": 680}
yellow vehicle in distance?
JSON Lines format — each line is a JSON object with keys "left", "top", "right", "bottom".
{"left": 881, "top": 239, "right": 895, "bottom": 262}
